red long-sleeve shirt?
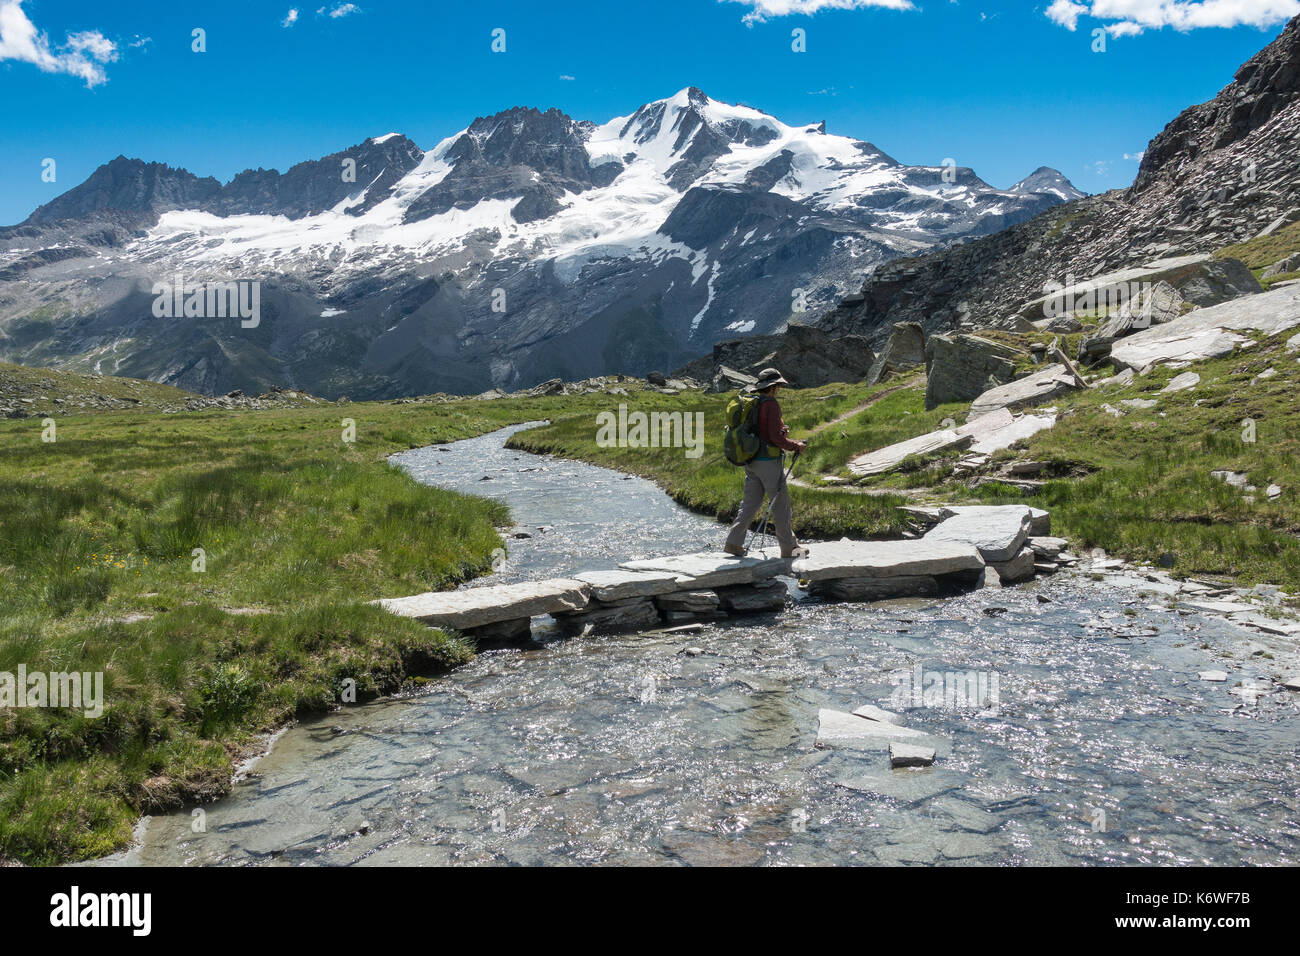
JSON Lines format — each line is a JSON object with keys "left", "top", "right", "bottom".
{"left": 757, "top": 397, "right": 802, "bottom": 455}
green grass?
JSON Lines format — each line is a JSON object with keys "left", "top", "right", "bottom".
{"left": 0, "top": 386, "right": 630, "bottom": 864}
{"left": 1215, "top": 219, "right": 1300, "bottom": 271}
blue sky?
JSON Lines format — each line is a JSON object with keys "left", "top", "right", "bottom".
{"left": 0, "top": 0, "right": 1295, "bottom": 225}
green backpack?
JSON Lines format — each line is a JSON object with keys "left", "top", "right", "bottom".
{"left": 723, "top": 392, "right": 770, "bottom": 465}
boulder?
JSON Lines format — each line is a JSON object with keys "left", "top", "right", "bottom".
{"left": 865, "top": 321, "right": 926, "bottom": 385}
{"left": 1160, "top": 371, "right": 1200, "bottom": 393}
{"left": 924, "top": 333, "right": 1025, "bottom": 409}
{"left": 374, "top": 578, "right": 591, "bottom": 629}
{"left": 989, "top": 546, "right": 1036, "bottom": 583}
{"left": 1263, "top": 252, "right": 1300, "bottom": 279}
{"left": 926, "top": 505, "right": 1034, "bottom": 563}
{"left": 966, "top": 363, "right": 1083, "bottom": 420}
{"left": 1016, "top": 254, "right": 1261, "bottom": 323}
{"left": 678, "top": 323, "right": 876, "bottom": 391}
{"left": 1110, "top": 285, "right": 1300, "bottom": 372}
{"left": 847, "top": 406, "right": 1057, "bottom": 475}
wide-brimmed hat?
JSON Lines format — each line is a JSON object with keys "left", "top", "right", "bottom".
{"left": 751, "top": 367, "right": 790, "bottom": 390}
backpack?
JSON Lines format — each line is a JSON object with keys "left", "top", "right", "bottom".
{"left": 723, "top": 392, "right": 771, "bottom": 465}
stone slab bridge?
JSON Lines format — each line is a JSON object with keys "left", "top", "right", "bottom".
{"left": 373, "top": 505, "right": 1072, "bottom": 644}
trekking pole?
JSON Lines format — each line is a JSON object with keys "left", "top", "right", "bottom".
{"left": 747, "top": 449, "right": 801, "bottom": 554}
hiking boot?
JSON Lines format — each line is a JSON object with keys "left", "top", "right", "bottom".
{"left": 782, "top": 546, "right": 810, "bottom": 559}
{"left": 723, "top": 544, "right": 748, "bottom": 557}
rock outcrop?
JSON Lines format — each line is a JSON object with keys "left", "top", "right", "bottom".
{"left": 865, "top": 322, "right": 926, "bottom": 385}
{"left": 674, "top": 323, "right": 875, "bottom": 391}
{"left": 923, "top": 333, "right": 1024, "bottom": 409}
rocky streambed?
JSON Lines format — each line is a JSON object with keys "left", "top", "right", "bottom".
{"left": 108, "top": 424, "right": 1300, "bottom": 866}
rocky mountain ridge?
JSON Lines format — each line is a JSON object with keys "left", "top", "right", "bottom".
{"left": 0, "top": 87, "right": 1077, "bottom": 399}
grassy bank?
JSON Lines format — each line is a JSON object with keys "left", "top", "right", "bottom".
{"left": 0, "top": 390, "right": 618, "bottom": 864}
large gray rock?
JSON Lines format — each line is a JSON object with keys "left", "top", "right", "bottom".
{"left": 375, "top": 578, "right": 591, "bottom": 629}
{"left": 1263, "top": 252, "right": 1300, "bottom": 279}
{"left": 865, "top": 322, "right": 926, "bottom": 385}
{"left": 792, "top": 538, "right": 985, "bottom": 581}
{"left": 925, "top": 505, "right": 1034, "bottom": 562}
{"left": 1018, "top": 255, "right": 1260, "bottom": 322}
{"left": 924, "top": 333, "right": 1024, "bottom": 409}
{"left": 678, "top": 323, "right": 876, "bottom": 391}
{"left": 1110, "top": 285, "right": 1300, "bottom": 371}
{"left": 619, "top": 552, "right": 786, "bottom": 588}
{"left": 989, "top": 546, "right": 1036, "bottom": 583}
{"left": 966, "top": 363, "right": 1082, "bottom": 420}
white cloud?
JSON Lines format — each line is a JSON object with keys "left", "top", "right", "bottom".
{"left": 1124, "top": 150, "right": 1146, "bottom": 160}
{"left": 1047, "top": 1, "right": 1300, "bottom": 35}
{"left": 0, "top": 0, "right": 117, "bottom": 87}
{"left": 723, "top": 0, "right": 915, "bottom": 25}
{"left": 282, "top": 8, "right": 300, "bottom": 27}
{"left": 321, "top": 2, "right": 360, "bottom": 17}
{"left": 559, "top": 73, "right": 575, "bottom": 80}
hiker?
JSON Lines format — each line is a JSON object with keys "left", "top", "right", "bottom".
{"left": 723, "top": 367, "right": 808, "bottom": 558}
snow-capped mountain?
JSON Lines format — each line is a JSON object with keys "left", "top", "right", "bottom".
{"left": 1009, "top": 166, "right": 1088, "bottom": 203}
{"left": 0, "top": 88, "right": 1078, "bottom": 397}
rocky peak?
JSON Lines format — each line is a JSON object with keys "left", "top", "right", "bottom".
{"left": 1135, "top": 14, "right": 1300, "bottom": 192}
{"left": 24, "top": 156, "right": 221, "bottom": 226}
{"left": 1010, "top": 167, "right": 1086, "bottom": 202}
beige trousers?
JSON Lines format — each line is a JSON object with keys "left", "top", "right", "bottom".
{"left": 724, "top": 457, "right": 797, "bottom": 554}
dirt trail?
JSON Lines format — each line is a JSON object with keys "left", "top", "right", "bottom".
{"left": 806, "top": 376, "right": 921, "bottom": 437}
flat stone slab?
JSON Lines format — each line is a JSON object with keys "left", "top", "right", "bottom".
{"left": 853, "top": 703, "right": 903, "bottom": 723}
{"left": 619, "top": 551, "right": 786, "bottom": 589}
{"left": 848, "top": 407, "right": 1057, "bottom": 477}
{"left": 573, "top": 569, "right": 681, "bottom": 602}
{"left": 1184, "top": 600, "right": 1257, "bottom": 615}
{"left": 1111, "top": 285, "right": 1300, "bottom": 371}
{"left": 815, "top": 708, "right": 946, "bottom": 752}
{"left": 374, "top": 578, "right": 590, "bottom": 629}
{"left": 1198, "top": 670, "right": 1229, "bottom": 682}
{"left": 792, "top": 538, "right": 984, "bottom": 582}
{"left": 1161, "top": 371, "right": 1200, "bottom": 393}
{"left": 925, "top": 505, "right": 1034, "bottom": 563}
{"left": 967, "top": 412, "right": 1057, "bottom": 456}
{"left": 967, "top": 364, "right": 1081, "bottom": 420}
{"left": 847, "top": 426, "right": 971, "bottom": 477}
